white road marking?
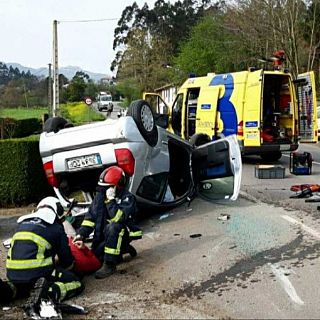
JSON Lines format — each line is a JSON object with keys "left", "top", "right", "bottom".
{"left": 270, "top": 264, "right": 304, "bottom": 305}
{"left": 211, "top": 239, "right": 227, "bottom": 253}
{"left": 281, "top": 214, "right": 320, "bottom": 239}
{"left": 144, "top": 232, "right": 156, "bottom": 240}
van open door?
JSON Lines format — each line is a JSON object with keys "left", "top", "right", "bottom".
{"left": 296, "top": 71, "right": 318, "bottom": 143}
{"left": 143, "top": 93, "right": 170, "bottom": 129}
{"left": 243, "top": 70, "right": 263, "bottom": 147}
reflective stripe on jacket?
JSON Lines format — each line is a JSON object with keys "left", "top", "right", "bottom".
{"left": 7, "top": 231, "right": 53, "bottom": 269}
{"left": 78, "top": 187, "right": 140, "bottom": 250}
{"left": 6, "top": 217, "right": 74, "bottom": 283}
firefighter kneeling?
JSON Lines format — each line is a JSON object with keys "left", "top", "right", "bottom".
{"left": 1, "top": 197, "right": 84, "bottom": 316}
{"left": 74, "top": 166, "right": 142, "bottom": 279}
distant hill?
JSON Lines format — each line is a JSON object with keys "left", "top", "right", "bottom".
{"left": 5, "top": 62, "right": 110, "bottom": 82}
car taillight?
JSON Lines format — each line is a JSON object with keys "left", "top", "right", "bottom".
{"left": 43, "top": 161, "right": 59, "bottom": 187}
{"left": 115, "top": 149, "right": 135, "bottom": 176}
{"left": 238, "top": 121, "right": 243, "bottom": 136}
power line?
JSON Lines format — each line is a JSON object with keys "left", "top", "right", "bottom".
{"left": 58, "top": 18, "right": 118, "bottom": 23}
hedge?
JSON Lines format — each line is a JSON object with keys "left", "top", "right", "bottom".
{"left": 0, "top": 117, "right": 42, "bottom": 139}
{"left": 0, "top": 136, "right": 53, "bottom": 206}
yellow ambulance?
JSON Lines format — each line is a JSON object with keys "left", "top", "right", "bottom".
{"left": 144, "top": 69, "right": 318, "bottom": 161}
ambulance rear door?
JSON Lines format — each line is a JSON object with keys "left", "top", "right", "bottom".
{"left": 195, "top": 86, "right": 220, "bottom": 140}
{"left": 296, "top": 71, "right": 318, "bottom": 143}
{"left": 243, "top": 70, "right": 263, "bottom": 147}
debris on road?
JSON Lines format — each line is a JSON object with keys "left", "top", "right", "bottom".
{"left": 290, "top": 184, "right": 320, "bottom": 192}
{"left": 217, "top": 214, "right": 230, "bottom": 221}
{"left": 290, "top": 189, "right": 313, "bottom": 199}
{"left": 159, "top": 213, "right": 174, "bottom": 220}
{"left": 289, "top": 184, "right": 320, "bottom": 201}
{"left": 189, "top": 234, "right": 202, "bottom": 238}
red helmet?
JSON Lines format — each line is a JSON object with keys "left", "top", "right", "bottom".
{"left": 98, "top": 166, "right": 126, "bottom": 188}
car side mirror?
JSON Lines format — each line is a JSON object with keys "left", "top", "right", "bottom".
{"left": 155, "top": 114, "right": 169, "bottom": 129}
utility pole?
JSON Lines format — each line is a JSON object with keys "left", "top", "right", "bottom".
{"left": 52, "top": 20, "right": 59, "bottom": 117}
{"left": 48, "top": 63, "right": 52, "bottom": 115}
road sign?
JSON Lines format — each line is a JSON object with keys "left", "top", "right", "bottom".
{"left": 85, "top": 97, "right": 92, "bottom": 105}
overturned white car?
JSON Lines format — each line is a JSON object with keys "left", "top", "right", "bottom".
{"left": 39, "top": 100, "right": 242, "bottom": 212}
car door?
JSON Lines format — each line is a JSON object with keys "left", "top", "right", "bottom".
{"left": 191, "top": 134, "right": 242, "bottom": 201}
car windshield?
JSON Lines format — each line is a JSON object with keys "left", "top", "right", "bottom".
{"left": 101, "top": 96, "right": 112, "bottom": 101}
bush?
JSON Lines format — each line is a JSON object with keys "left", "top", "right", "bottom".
{"left": 60, "top": 102, "right": 104, "bottom": 125}
{"left": 0, "top": 117, "right": 42, "bottom": 139}
{"left": 0, "top": 136, "right": 53, "bottom": 206}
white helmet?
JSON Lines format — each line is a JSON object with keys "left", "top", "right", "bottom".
{"left": 37, "top": 196, "right": 65, "bottom": 219}
{"left": 17, "top": 196, "right": 65, "bottom": 225}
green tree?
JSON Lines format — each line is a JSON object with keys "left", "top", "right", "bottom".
{"left": 116, "top": 78, "right": 142, "bottom": 106}
{"left": 174, "top": 13, "right": 247, "bottom": 78}
{"left": 224, "top": 0, "right": 309, "bottom": 76}
{"left": 112, "top": 0, "right": 218, "bottom": 86}
{"left": 116, "top": 28, "right": 173, "bottom": 91}
{"left": 64, "top": 72, "right": 90, "bottom": 102}
{"left": 84, "top": 81, "right": 98, "bottom": 100}
{"left": 300, "top": 0, "right": 320, "bottom": 72}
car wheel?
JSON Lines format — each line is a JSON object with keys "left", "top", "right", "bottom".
{"left": 127, "top": 100, "right": 158, "bottom": 147}
{"left": 43, "top": 117, "right": 70, "bottom": 133}
{"left": 189, "top": 133, "right": 211, "bottom": 146}
{"left": 260, "top": 151, "right": 282, "bottom": 162}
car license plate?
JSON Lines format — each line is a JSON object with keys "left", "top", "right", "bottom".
{"left": 280, "top": 144, "right": 290, "bottom": 151}
{"left": 67, "top": 154, "right": 101, "bottom": 170}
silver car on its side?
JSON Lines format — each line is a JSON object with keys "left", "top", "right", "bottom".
{"left": 39, "top": 100, "right": 242, "bottom": 213}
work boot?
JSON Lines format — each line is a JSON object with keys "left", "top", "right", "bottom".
{"left": 127, "top": 244, "right": 137, "bottom": 258}
{"left": 23, "top": 277, "right": 49, "bottom": 318}
{"left": 95, "top": 263, "right": 116, "bottom": 279}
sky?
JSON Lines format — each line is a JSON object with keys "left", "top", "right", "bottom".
{"left": 0, "top": 0, "right": 164, "bottom": 76}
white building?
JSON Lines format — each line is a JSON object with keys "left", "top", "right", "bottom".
{"left": 154, "top": 83, "right": 178, "bottom": 105}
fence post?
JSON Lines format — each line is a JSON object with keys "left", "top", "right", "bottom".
{"left": 0, "top": 118, "right": 4, "bottom": 139}
{"left": 42, "top": 113, "right": 49, "bottom": 130}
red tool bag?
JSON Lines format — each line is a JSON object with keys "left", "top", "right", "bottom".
{"left": 68, "top": 238, "right": 101, "bottom": 274}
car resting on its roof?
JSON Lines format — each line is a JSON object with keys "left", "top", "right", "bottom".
{"left": 39, "top": 100, "right": 242, "bottom": 215}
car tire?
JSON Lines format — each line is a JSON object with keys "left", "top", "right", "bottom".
{"left": 43, "top": 117, "right": 70, "bottom": 133}
{"left": 260, "top": 151, "right": 282, "bottom": 162}
{"left": 127, "top": 100, "right": 158, "bottom": 147}
{"left": 189, "top": 133, "right": 211, "bottom": 146}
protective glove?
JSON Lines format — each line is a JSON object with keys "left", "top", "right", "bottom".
{"left": 106, "top": 186, "right": 116, "bottom": 201}
{"left": 73, "top": 234, "right": 84, "bottom": 249}
{"left": 73, "top": 234, "right": 83, "bottom": 242}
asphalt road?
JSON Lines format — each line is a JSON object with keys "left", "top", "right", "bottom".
{"left": 1, "top": 137, "right": 320, "bottom": 318}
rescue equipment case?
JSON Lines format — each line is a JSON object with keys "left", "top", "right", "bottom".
{"left": 289, "top": 152, "right": 312, "bottom": 175}
{"left": 255, "top": 165, "right": 285, "bottom": 179}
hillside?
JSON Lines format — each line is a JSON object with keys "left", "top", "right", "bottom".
{"left": 4, "top": 62, "right": 110, "bottom": 82}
